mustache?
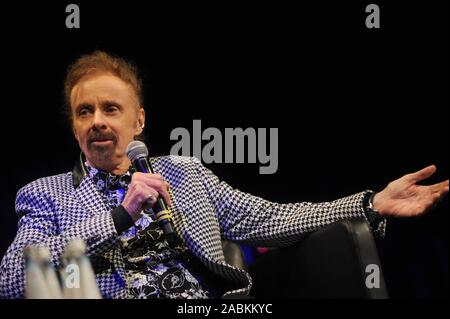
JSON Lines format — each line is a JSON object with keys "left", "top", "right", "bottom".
{"left": 87, "top": 131, "right": 117, "bottom": 145}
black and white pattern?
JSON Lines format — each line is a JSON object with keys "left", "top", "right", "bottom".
{"left": 0, "top": 155, "right": 386, "bottom": 298}
{"left": 87, "top": 164, "right": 212, "bottom": 299}
{"left": 88, "top": 165, "right": 133, "bottom": 210}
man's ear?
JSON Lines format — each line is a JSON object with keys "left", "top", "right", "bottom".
{"left": 136, "top": 107, "right": 146, "bottom": 135}
{"left": 72, "top": 127, "right": 80, "bottom": 141}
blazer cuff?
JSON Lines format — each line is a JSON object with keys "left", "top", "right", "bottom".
{"left": 111, "top": 205, "right": 134, "bottom": 234}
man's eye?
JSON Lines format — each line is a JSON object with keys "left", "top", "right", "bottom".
{"left": 79, "top": 108, "right": 92, "bottom": 116}
{"left": 106, "top": 105, "right": 119, "bottom": 113}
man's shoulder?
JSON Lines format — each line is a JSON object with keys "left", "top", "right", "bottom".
{"left": 149, "top": 155, "right": 205, "bottom": 179}
{"left": 17, "top": 172, "right": 73, "bottom": 198}
{"left": 150, "top": 155, "right": 200, "bottom": 168}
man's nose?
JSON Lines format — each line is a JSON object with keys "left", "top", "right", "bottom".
{"left": 92, "top": 109, "right": 108, "bottom": 130}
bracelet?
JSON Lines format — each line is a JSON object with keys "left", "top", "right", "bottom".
{"left": 364, "top": 190, "right": 383, "bottom": 227}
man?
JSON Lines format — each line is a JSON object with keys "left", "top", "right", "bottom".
{"left": 0, "top": 51, "right": 448, "bottom": 299}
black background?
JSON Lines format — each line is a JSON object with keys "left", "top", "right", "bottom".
{"left": 0, "top": 1, "right": 448, "bottom": 298}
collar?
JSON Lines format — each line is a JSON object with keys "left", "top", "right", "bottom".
{"left": 72, "top": 152, "right": 88, "bottom": 188}
{"left": 71, "top": 152, "right": 138, "bottom": 188}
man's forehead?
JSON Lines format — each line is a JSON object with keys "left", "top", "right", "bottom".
{"left": 71, "top": 73, "right": 137, "bottom": 106}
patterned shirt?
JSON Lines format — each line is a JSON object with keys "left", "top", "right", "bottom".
{"left": 86, "top": 164, "right": 217, "bottom": 299}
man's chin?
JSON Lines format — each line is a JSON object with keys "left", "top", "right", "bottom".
{"left": 87, "top": 147, "right": 116, "bottom": 168}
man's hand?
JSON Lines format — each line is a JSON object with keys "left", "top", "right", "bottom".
{"left": 373, "top": 165, "right": 449, "bottom": 217}
{"left": 121, "top": 172, "right": 172, "bottom": 222}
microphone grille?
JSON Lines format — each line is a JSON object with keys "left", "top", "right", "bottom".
{"left": 126, "top": 141, "right": 149, "bottom": 162}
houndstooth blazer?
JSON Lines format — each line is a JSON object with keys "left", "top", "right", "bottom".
{"left": 0, "top": 154, "right": 386, "bottom": 298}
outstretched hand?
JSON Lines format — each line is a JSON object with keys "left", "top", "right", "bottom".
{"left": 373, "top": 165, "right": 449, "bottom": 218}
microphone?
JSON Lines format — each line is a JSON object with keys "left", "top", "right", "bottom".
{"left": 126, "top": 141, "right": 178, "bottom": 243}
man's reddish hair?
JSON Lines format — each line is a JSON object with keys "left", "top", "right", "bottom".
{"left": 63, "top": 50, "right": 143, "bottom": 120}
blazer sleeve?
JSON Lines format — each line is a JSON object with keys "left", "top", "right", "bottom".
{"left": 0, "top": 184, "right": 119, "bottom": 299}
{"left": 192, "top": 157, "right": 386, "bottom": 247}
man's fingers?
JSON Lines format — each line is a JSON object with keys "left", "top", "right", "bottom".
{"left": 144, "top": 188, "right": 159, "bottom": 204}
{"left": 153, "top": 189, "right": 172, "bottom": 207}
{"left": 147, "top": 182, "right": 173, "bottom": 206}
{"left": 131, "top": 173, "right": 173, "bottom": 207}
{"left": 137, "top": 173, "right": 169, "bottom": 190}
{"left": 407, "top": 165, "right": 437, "bottom": 183}
{"left": 143, "top": 186, "right": 172, "bottom": 207}
{"left": 143, "top": 178, "right": 170, "bottom": 193}
{"left": 160, "top": 191, "right": 173, "bottom": 207}
{"left": 429, "top": 179, "right": 449, "bottom": 193}
{"left": 429, "top": 182, "right": 449, "bottom": 210}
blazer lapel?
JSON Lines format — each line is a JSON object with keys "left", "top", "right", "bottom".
{"left": 72, "top": 152, "right": 110, "bottom": 217}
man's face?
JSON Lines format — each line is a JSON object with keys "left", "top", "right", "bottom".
{"left": 70, "top": 73, "right": 145, "bottom": 171}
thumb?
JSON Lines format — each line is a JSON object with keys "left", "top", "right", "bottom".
{"left": 408, "top": 165, "right": 436, "bottom": 183}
